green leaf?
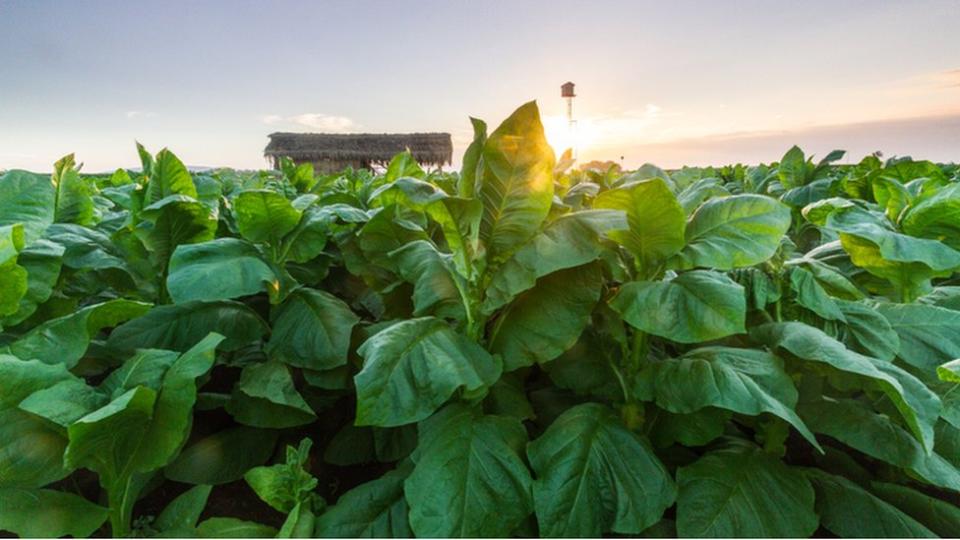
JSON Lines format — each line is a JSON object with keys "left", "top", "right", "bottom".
{"left": 670, "top": 194, "right": 791, "bottom": 270}
{"left": 136, "top": 195, "right": 218, "bottom": 268}
{"left": 277, "top": 501, "right": 318, "bottom": 539}
{"left": 458, "top": 117, "right": 487, "bottom": 199}
{"left": 44, "top": 223, "right": 137, "bottom": 275}
{"left": 355, "top": 317, "right": 501, "bottom": 427}
{"left": 234, "top": 189, "right": 302, "bottom": 245}
{"left": 593, "top": 179, "right": 685, "bottom": 271}
{"left": 135, "top": 142, "right": 154, "bottom": 178}
{"left": 165, "top": 427, "right": 278, "bottom": 485}
{"left": 635, "top": 347, "right": 820, "bottom": 451}
{"left": 789, "top": 266, "right": 845, "bottom": 321}
{"left": 0, "top": 409, "right": 71, "bottom": 488}
{"left": 611, "top": 270, "right": 746, "bottom": 343}
{"left": 0, "top": 356, "right": 74, "bottom": 487}
{"left": 0, "top": 354, "right": 73, "bottom": 409}
{"left": 244, "top": 439, "right": 318, "bottom": 513}
{"left": 795, "top": 257, "right": 864, "bottom": 300}
{"left": 383, "top": 150, "right": 425, "bottom": 182}
{"left": 781, "top": 179, "right": 833, "bottom": 208}
{"left": 66, "top": 335, "right": 222, "bottom": 479}
{"left": 676, "top": 442, "right": 818, "bottom": 537}
{"left": 314, "top": 463, "right": 414, "bottom": 538}
{"left": 677, "top": 177, "right": 730, "bottom": 214}
{"left": 877, "top": 303, "right": 960, "bottom": 372}
{"left": 752, "top": 322, "right": 939, "bottom": 451}
{"left": 3, "top": 299, "right": 150, "bottom": 368}
{"left": 777, "top": 145, "right": 807, "bottom": 188}
{"left": 196, "top": 517, "right": 277, "bottom": 538}
{"left": 804, "top": 469, "right": 934, "bottom": 538}
{"left": 388, "top": 240, "right": 466, "bottom": 321}
{"left": 527, "top": 403, "right": 675, "bottom": 537}
{"left": 835, "top": 298, "right": 899, "bottom": 360}
{"left": 1, "top": 239, "right": 64, "bottom": 326}
{"left": 145, "top": 148, "right": 197, "bottom": 205}
{"left": 369, "top": 177, "right": 481, "bottom": 278}
{"left": 482, "top": 210, "right": 624, "bottom": 313}
{"left": 167, "top": 238, "right": 277, "bottom": 303}
{"left": 902, "top": 184, "right": 960, "bottom": 249}
{"left": 0, "top": 487, "right": 108, "bottom": 538}
{"left": 873, "top": 175, "right": 913, "bottom": 221}
{"left": 64, "top": 385, "right": 159, "bottom": 481}
{"left": 98, "top": 349, "right": 178, "bottom": 397}
{"left": 882, "top": 159, "right": 949, "bottom": 185}
{"left": 0, "top": 224, "right": 27, "bottom": 317}
{"left": 155, "top": 485, "right": 213, "bottom": 532}
{"left": 799, "top": 398, "right": 960, "bottom": 491}
{"left": 648, "top": 407, "right": 731, "bottom": 449}
{"left": 108, "top": 300, "right": 268, "bottom": 353}
{"left": 52, "top": 153, "right": 95, "bottom": 226}
{"left": 478, "top": 101, "right": 555, "bottom": 263}
{"left": 405, "top": 404, "right": 532, "bottom": 537}
{"left": 18, "top": 378, "right": 108, "bottom": 427}
{"left": 0, "top": 169, "right": 55, "bottom": 244}
{"left": 283, "top": 160, "right": 316, "bottom": 191}
{"left": 825, "top": 206, "right": 960, "bottom": 296}
{"left": 489, "top": 264, "right": 601, "bottom": 370}
{"left": 266, "top": 288, "right": 359, "bottom": 370}
{"left": 135, "top": 334, "right": 223, "bottom": 470}
{"left": 484, "top": 373, "right": 535, "bottom": 420}
{"left": 939, "top": 359, "right": 960, "bottom": 383}
{"left": 227, "top": 361, "right": 317, "bottom": 428}
{"left": 921, "top": 286, "right": 960, "bottom": 310}
{"left": 871, "top": 481, "right": 960, "bottom": 538}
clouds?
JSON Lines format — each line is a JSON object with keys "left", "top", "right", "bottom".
{"left": 125, "top": 111, "right": 158, "bottom": 119}
{"left": 261, "top": 113, "right": 356, "bottom": 132}
{"left": 939, "top": 69, "right": 960, "bottom": 88}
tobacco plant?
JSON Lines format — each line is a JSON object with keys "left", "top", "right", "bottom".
{"left": 1, "top": 101, "right": 959, "bottom": 538}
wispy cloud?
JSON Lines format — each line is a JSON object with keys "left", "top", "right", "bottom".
{"left": 261, "top": 113, "right": 356, "bottom": 132}
{"left": 941, "top": 69, "right": 960, "bottom": 88}
{"left": 125, "top": 111, "right": 158, "bottom": 119}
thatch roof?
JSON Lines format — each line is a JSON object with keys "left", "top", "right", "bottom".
{"left": 264, "top": 132, "right": 453, "bottom": 167}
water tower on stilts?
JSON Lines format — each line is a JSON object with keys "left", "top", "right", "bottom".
{"left": 561, "top": 81, "right": 577, "bottom": 158}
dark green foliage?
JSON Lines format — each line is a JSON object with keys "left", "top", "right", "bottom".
{"left": 0, "top": 105, "right": 959, "bottom": 538}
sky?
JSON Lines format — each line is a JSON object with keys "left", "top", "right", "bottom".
{"left": 1, "top": 0, "right": 958, "bottom": 172}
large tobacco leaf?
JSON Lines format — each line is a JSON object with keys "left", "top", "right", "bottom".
{"left": 676, "top": 442, "right": 818, "bottom": 537}
{"left": 405, "top": 404, "right": 532, "bottom": 537}
{"left": 804, "top": 469, "right": 934, "bottom": 538}
{"left": 635, "top": 347, "right": 821, "bottom": 450}
{"left": 477, "top": 101, "right": 555, "bottom": 264}
{"left": 167, "top": 238, "right": 277, "bottom": 303}
{"left": 527, "top": 403, "right": 675, "bottom": 537}
{"left": 0, "top": 169, "right": 55, "bottom": 244}
{"left": 611, "top": 270, "right": 746, "bottom": 343}
{"left": 670, "top": 194, "right": 791, "bottom": 270}
{"left": 488, "top": 263, "right": 602, "bottom": 370}
{"left": 265, "top": 287, "right": 359, "bottom": 370}
{"left": 593, "top": 178, "right": 685, "bottom": 271}
{"left": 314, "top": 462, "right": 414, "bottom": 538}
{"left": 753, "top": 322, "right": 939, "bottom": 450}
{"left": 354, "top": 317, "right": 501, "bottom": 427}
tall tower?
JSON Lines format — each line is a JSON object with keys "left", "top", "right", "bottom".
{"left": 561, "top": 81, "right": 577, "bottom": 157}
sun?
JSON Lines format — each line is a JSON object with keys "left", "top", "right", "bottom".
{"left": 543, "top": 115, "right": 595, "bottom": 158}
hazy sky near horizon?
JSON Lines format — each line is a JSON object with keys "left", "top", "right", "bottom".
{"left": 1, "top": 0, "right": 958, "bottom": 172}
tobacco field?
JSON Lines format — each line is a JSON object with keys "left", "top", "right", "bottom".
{"left": 2, "top": 101, "right": 960, "bottom": 538}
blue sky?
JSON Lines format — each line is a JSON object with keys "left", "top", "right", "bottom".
{"left": 1, "top": 0, "right": 958, "bottom": 171}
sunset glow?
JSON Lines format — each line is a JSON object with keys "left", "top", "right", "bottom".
{"left": 1, "top": 0, "right": 958, "bottom": 171}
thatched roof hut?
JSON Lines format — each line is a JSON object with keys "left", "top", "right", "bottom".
{"left": 264, "top": 132, "right": 453, "bottom": 172}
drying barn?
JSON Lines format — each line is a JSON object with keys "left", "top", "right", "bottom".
{"left": 263, "top": 132, "right": 453, "bottom": 173}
